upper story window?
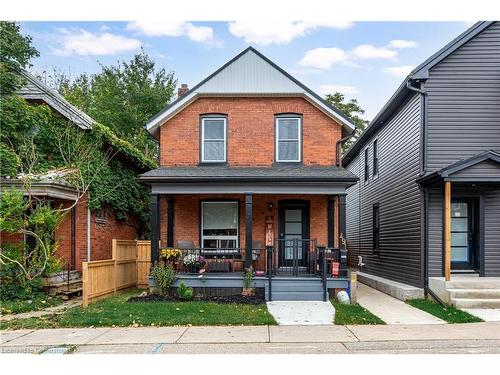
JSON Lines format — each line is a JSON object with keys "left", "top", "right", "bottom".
{"left": 364, "top": 148, "right": 369, "bottom": 181}
{"left": 201, "top": 116, "right": 227, "bottom": 163}
{"left": 275, "top": 116, "right": 301, "bottom": 162}
{"left": 373, "top": 139, "right": 379, "bottom": 177}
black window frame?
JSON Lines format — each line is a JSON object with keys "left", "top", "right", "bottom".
{"left": 364, "top": 148, "right": 369, "bottom": 182}
{"left": 373, "top": 203, "right": 380, "bottom": 254}
{"left": 373, "top": 139, "right": 379, "bottom": 178}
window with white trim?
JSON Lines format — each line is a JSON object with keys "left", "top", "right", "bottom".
{"left": 276, "top": 117, "right": 301, "bottom": 162}
{"left": 201, "top": 201, "right": 238, "bottom": 251}
{"left": 201, "top": 117, "right": 226, "bottom": 162}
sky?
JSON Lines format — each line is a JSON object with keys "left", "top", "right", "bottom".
{"left": 20, "top": 21, "right": 473, "bottom": 120}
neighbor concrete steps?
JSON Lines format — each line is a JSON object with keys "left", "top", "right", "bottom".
{"left": 429, "top": 277, "right": 500, "bottom": 309}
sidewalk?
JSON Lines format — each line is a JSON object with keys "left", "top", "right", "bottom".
{"left": 1, "top": 322, "right": 499, "bottom": 354}
{"left": 355, "top": 283, "right": 445, "bottom": 324}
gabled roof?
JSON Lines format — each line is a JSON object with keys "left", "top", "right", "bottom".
{"left": 342, "top": 21, "right": 496, "bottom": 166}
{"left": 146, "top": 47, "right": 356, "bottom": 138}
{"left": 17, "top": 69, "right": 95, "bottom": 129}
{"left": 418, "top": 150, "right": 500, "bottom": 185}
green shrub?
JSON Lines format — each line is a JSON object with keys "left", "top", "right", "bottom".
{"left": 243, "top": 267, "right": 253, "bottom": 289}
{"left": 150, "top": 264, "right": 176, "bottom": 295}
{"left": 177, "top": 282, "right": 194, "bottom": 300}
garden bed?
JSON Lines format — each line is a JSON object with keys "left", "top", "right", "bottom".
{"left": 128, "top": 293, "right": 265, "bottom": 305}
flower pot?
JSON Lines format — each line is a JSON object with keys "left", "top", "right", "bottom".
{"left": 242, "top": 288, "right": 255, "bottom": 296}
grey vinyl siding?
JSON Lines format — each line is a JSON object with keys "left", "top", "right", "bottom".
{"left": 450, "top": 160, "right": 500, "bottom": 179}
{"left": 425, "top": 21, "right": 500, "bottom": 172}
{"left": 346, "top": 157, "right": 361, "bottom": 264}
{"left": 427, "top": 188, "right": 443, "bottom": 277}
{"left": 484, "top": 189, "right": 500, "bottom": 276}
{"left": 346, "top": 93, "right": 423, "bottom": 286}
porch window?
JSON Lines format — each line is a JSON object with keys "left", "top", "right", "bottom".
{"left": 276, "top": 117, "right": 301, "bottom": 162}
{"left": 201, "top": 201, "right": 238, "bottom": 252}
{"left": 201, "top": 117, "right": 226, "bottom": 162}
{"left": 373, "top": 204, "right": 380, "bottom": 254}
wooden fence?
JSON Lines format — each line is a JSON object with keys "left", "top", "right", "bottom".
{"left": 82, "top": 239, "right": 151, "bottom": 307}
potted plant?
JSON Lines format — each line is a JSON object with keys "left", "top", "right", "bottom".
{"left": 161, "top": 248, "right": 182, "bottom": 268}
{"left": 242, "top": 267, "right": 255, "bottom": 296}
{"left": 183, "top": 254, "right": 206, "bottom": 273}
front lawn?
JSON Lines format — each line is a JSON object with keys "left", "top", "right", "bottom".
{"left": 331, "top": 300, "right": 385, "bottom": 325}
{"left": 1, "top": 294, "right": 63, "bottom": 315}
{"left": 1, "top": 290, "right": 276, "bottom": 330}
{"left": 406, "top": 299, "right": 483, "bottom": 323}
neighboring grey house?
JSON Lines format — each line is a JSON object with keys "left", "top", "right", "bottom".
{"left": 342, "top": 22, "right": 500, "bottom": 304}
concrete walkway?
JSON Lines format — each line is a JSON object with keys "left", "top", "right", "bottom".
{"left": 356, "top": 283, "right": 445, "bottom": 324}
{"left": 1, "top": 322, "right": 499, "bottom": 354}
{"left": 0, "top": 300, "right": 81, "bottom": 322}
{"left": 463, "top": 308, "right": 500, "bottom": 322}
{"left": 266, "top": 301, "right": 335, "bottom": 325}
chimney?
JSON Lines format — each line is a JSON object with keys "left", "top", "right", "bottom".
{"left": 177, "top": 83, "right": 189, "bottom": 98}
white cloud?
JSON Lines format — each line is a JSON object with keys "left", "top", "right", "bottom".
{"left": 387, "top": 39, "right": 418, "bottom": 49}
{"left": 317, "top": 84, "right": 359, "bottom": 96}
{"left": 127, "top": 21, "right": 214, "bottom": 43}
{"left": 299, "top": 47, "right": 349, "bottom": 70}
{"left": 383, "top": 65, "right": 415, "bottom": 77}
{"left": 351, "top": 44, "right": 397, "bottom": 60}
{"left": 227, "top": 20, "right": 353, "bottom": 46}
{"left": 51, "top": 29, "right": 141, "bottom": 56}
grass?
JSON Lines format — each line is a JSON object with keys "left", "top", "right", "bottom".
{"left": 407, "top": 299, "right": 483, "bottom": 324}
{"left": 0, "top": 295, "right": 63, "bottom": 315}
{"left": 1, "top": 290, "right": 277, "bottom": 330}
{"left": 331, "top": 300, "right": 385, "bottom": 325}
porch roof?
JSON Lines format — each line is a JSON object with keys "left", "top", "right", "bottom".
{"left": 139, "top": 164, "right": 357, "bottom": 182}
{"left": 418, "top": 150, "right": 500, "bottom": 187}
{"left": 139, "top": 165, "right": 358, "bottom": 195}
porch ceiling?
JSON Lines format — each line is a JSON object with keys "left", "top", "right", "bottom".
{"left": 139, "top": 165, "right": 358, "bottom": 194}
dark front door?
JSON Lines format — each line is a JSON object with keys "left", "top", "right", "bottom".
{"left": 278, "top": 201, "right": 310, "bottom": 268}
{"left": 451, "top": 198, "right": 479, "bottom": 271}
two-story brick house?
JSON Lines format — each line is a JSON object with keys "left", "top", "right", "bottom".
{"left": 139, "top": 47, "right": 358, "bottom": 300}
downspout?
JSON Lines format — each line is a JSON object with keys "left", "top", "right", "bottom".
{"left": 336, "top": 128, "right": 357, "bottom": 166}
{"left": 407, "top": 78, "right": 445, "bottom": 305}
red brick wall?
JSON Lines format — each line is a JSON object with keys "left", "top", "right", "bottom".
{"left": 90, "top": 207, "right": 139, "bottom": 262}
{"left": 159, "top": 194, "right": 331, "bottom": 250}
{"left": 2, "top": 193, "right": 140, "bottom": 273}
{"left": 159, "top": 97, "right": 342, "bottom": 167}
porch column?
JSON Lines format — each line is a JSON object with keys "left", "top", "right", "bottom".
{"left": 444, "top": 181, "right": 451, "bottom": 281}
{"left": 327, "top": 195, "right": 335, "bottom": 248}
{"left": 151, "top": 193, "right": 159, "bottom": 265}
{"left": 166, "top": 196, "right": 174, "bottom": 247}
{"left": 338, "top": 194, "right": 347, "bottom": 249}
{"left": 245, "top": 193, "right": 253, "bottom": 269}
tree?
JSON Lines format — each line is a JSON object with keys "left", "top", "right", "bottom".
{"left": 0, "top": 21, "right": 39, "bottom": 96}
{"left": 53, "top": 50, "right": 177, "bottom": 158}
{"left": 325, "top": 92, "right": 369, "bottom": 151}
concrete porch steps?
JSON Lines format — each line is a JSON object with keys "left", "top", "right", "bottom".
{"left": 452, "top": 298, "right": 500, "bottom": 309}
{"left": 429, "top": 277, "right": 500, "bottom": 309}
{"left": 265, "top": 278, "right": 324, "bottom": 301}
{"left": 449, "top": 289, "right": 500, "bottom": 299}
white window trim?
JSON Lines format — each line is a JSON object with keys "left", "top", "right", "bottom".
{"left": 201, "top": 201, "right": 239, "bottom": 251}
{"left": 201, "top": 117, "right": 227, "bottom": 163}
{"left": 275, "top": 117, "right": 302, "bottom": 162}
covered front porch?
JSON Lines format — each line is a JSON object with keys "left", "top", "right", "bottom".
{"left": 139, "top": 165, "right": 358, "bottom": 300}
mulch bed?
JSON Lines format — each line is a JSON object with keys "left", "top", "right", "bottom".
{"left": 127, "top": 294, "right": 265, "bottom": 305}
